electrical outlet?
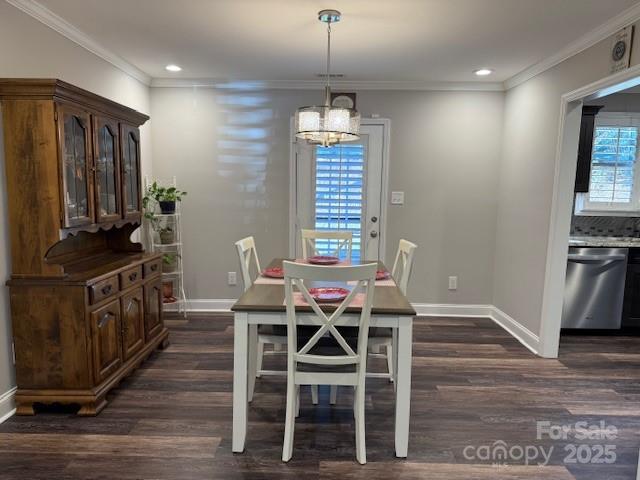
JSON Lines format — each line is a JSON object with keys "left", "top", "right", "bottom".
{"left": 228, "top": 271, "right": 237, "bottom": 286}
{"left": 448, "top": 276, "right": 458, "bottom": 291}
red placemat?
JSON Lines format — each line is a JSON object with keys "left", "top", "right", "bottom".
{"left": 285, "top": 292, "right": 365, "bottom": 308}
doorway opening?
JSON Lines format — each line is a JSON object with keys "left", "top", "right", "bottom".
{"left": 541, "top": 64, "right": 640, "bottom": 358}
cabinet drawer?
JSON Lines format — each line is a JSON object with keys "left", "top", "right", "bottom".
{"left": 89, "top": 276, "right": 119, "bottom": 305}
{"left": 144, "top": 258, "right": 162, "bottom": 278}
{"left": 120, "top": 265, "right": 142, "bottom": 290}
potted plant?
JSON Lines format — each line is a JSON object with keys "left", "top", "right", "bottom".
{"left": 162, "top": 253, "right": 180, "bottom": 273}
{"left": 158, "top": 225, "right": 175, "bottom": 245}
{"left": 143, "top": 181, "right": 187, "bottom": 215}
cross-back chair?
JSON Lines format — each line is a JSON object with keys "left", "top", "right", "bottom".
{"left": 235, "top": 236, "right": 288, "bottom": 400}
{"left": 282, "top": 261, "right": 377, "bottom": 464}
{"left": 368, "top": 239, "right": 418, "bottom": 382}
{"left": 301, "top": 229, "right": 353, "bottom": 260}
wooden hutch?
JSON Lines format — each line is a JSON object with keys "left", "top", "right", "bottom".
{"left": 0, "top": 79, "right": 168, "bottom": 415}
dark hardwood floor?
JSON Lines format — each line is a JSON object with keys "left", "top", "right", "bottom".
{"left": 1, "top": 315, "right": 639, "bottom": 479}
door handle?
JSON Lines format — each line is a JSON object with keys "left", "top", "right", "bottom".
{"left": 371, "top": 216, "right": 378, "bottom": 223}
{"left": 370, "top": 230, "right": 378, "bottom": 238}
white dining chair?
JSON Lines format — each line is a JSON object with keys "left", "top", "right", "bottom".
{"left": 235, "top": 236, "right": 288, "bottom": 400}
{"left": 282, "top": 261, "right": 377, "bottom": 464}
{"left": 301, "top": 229, "right": 353, "bottom": 260}
{"left": 368, "top": 239, "right": 418, "bottom": 383}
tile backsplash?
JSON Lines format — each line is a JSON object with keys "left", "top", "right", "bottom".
{"left": 571, "top": 215, "right": 640, "bottom": 237}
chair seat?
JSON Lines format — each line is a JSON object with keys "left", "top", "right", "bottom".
{"left": 368, "top": 327, "right": 392, "bottom": 338}
{"left": 258, "top": 324, "right": 287, "bottom": 336}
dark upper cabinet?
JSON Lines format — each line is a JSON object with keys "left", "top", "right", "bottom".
{"left": 93, "top": 116, "right": 122, "bottom": 223}
{"left": 55, "top": 100, "right": 144, "bottom": 230}
{"left": 57, "top": 103, "right": 94, "bottom": 228}
{"left": 120, "top": 124, "right": 142, "bottom": 220}
{"left": 574, "top": 105, "right": 604, "bottom": 193}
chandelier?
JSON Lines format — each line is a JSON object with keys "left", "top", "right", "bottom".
{"left": 294, "top": 9, "right": 360, "bottom": 147}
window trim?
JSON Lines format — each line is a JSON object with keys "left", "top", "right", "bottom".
{"left": 575, "top": 112, "right": 640, "bottom": 216}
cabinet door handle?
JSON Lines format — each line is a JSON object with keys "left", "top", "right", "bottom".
{"left": 101, "top": 285, "right": 112, "bottom": 295}
{"left": 150, "top": 264, "right": 158, "bottom": 272}
{"left": 98, "top": 313, "right": 111, "bottom": 328}
{"left": 128, "top": 272, "right": 138, "bottom": 282}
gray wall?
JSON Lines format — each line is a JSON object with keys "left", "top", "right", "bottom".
{"left": 150, "top": 87, "right": 504, "bottom": 304}
{"left": 0, "top": 2, "right": 151, "bottom": 414}
{"left": 493, "top": 22, "right": 640, "bottom": 337}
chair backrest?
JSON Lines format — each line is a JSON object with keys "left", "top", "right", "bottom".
{"left": 300, "top": 229, "right": 353, "bottom": 260}
{"left": 392, "top": 239, "right": 417, "bottom": 295}
{"left": 235, "top": 236, "right": 261, "bottom": 292}
{"left": 283, "top": 261, "right": 376, "bottom": 367}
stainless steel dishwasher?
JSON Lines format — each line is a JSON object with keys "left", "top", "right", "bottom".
{"left": 561, "top": 247, "right": 628, "bottom": 329}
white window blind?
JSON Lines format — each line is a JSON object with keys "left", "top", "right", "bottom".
{"left": 588, "top": 125, "right": 638, "bottom": 204}
{"left": 314, "top": 144, "right": 365, "bottom": 261}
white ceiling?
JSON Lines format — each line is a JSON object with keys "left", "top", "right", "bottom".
{"left": 24, "top": 0, "right": 640, "bottom": 84}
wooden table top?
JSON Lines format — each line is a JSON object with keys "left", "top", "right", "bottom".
{"left": 231, "top": 258, "right": 416, "bottom": 316}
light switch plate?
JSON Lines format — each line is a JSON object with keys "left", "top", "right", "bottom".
{"left": 228, "top": 271, "right": 237, "bottom": 286}
{"left": 391, "top": 191, "right": 404, "bottom": 205}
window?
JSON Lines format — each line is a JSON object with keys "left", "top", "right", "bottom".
{"left": 576, "top": 113, "right": 640, "bottom": 215}
{"left": 314, "top": 144, "right": 365, "bottom": 261}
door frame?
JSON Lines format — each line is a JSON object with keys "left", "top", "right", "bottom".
{"left": 540, "top": 63, "right": 640, "bottom": 358}
{"left": 288, "top": 118, "right": 391, "bottom": 261}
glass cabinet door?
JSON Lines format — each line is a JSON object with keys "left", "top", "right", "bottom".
{"left": 120, "top": 124, "right": 142, "bottom": 220}
{"left": 93, "top": 116, "right": 121, "bottom": 223}
{"left": 57, "top": 103, "right": 94, "bottom": 227}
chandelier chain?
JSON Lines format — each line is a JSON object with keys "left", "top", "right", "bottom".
{"left": 326, "top": 22, "right": 332, "bottom": 90}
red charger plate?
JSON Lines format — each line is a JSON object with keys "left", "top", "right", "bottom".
{"left": 262, "top": 267, "right": 284, "bottom": 278}
{"left": 308, "top": 287, "right": 350, "bottom": 303}
{"left": 308, "top": 255, "right": 340, "bottom": 265}
{"left": 376, "top": 270, "right": 391, "bottom": 280}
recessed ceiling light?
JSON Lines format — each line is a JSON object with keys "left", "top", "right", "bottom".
{"left": 165, "top": 64, "right": 182, "bottom": 72}
{"left": 474, "top": 68, "right": 493, "bottom": 76}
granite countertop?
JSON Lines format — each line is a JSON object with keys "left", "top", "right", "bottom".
{"left": 569, "top": 236, "right": 640, "bottom": 247}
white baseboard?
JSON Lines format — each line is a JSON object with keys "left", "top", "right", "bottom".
{"left": 165, "top": 299, "right": 236, "bottom": 313}
{"left": 174, "top": 299, "right": 540, "bottom": 355}
{"left": 0, "top": 387, "right": 16, "bottom": 424}
{"left": 412, "top": 303, "right": 493, "bottom": 317}
{"left": 490, "top": 307, "right": 540, "bottom": 355}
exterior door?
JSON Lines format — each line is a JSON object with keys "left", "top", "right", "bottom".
{"left": 90, "top": 298, "right": 123, "bottom": 383}
{"left": 144, "top": 280, "right": 163, "bottom": 341}
{"left": 93, "top": 116, "right": 122, "bottom": 223}
{"left": 57, "top": 103, "right": 94, "bottom": 228}
{"left": 120, "top": 124, "right": 142, "bottom": 220}
{"left": 293, "top": 122, "right": 387, "bottom": 261}
{"left": 121, "top": 287, "right": 145, "bottom": 360}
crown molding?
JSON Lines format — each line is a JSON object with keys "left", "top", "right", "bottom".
{"left": 5, "top": 0, "right": 151, "bottom": 86}
{"left": 151, "top": 77, "right": 505, "bottom": 92}
{"left": 504, "top": 2, "right": 640, "bottom": 90}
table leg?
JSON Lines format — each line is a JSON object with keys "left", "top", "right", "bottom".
{"left": 232, "top": 312, "right": 249, "bottom": 453}
{"left": 248, "top": 324, "right": 258, "bottom": 402}
{"left": 392, "top": 327, "right": 398, "bottom": 390}
{"left": 394, "top": 318, "right": 412, "bottom": 458}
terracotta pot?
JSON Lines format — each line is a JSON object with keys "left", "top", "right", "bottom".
{"left": 162, "top": 281, "right": 174, "bottom": 298}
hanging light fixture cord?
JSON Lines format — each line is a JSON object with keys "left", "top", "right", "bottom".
{"left": 325, "top": 21, "right": 332, "bottom": 106}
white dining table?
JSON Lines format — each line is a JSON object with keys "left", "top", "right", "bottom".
{"left": 230, "top": 258, "right": 416, "bottom": 457}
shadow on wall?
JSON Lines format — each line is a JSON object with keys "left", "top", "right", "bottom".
{"left": 216, "top": 82, "right": 274, "bottom": 233}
